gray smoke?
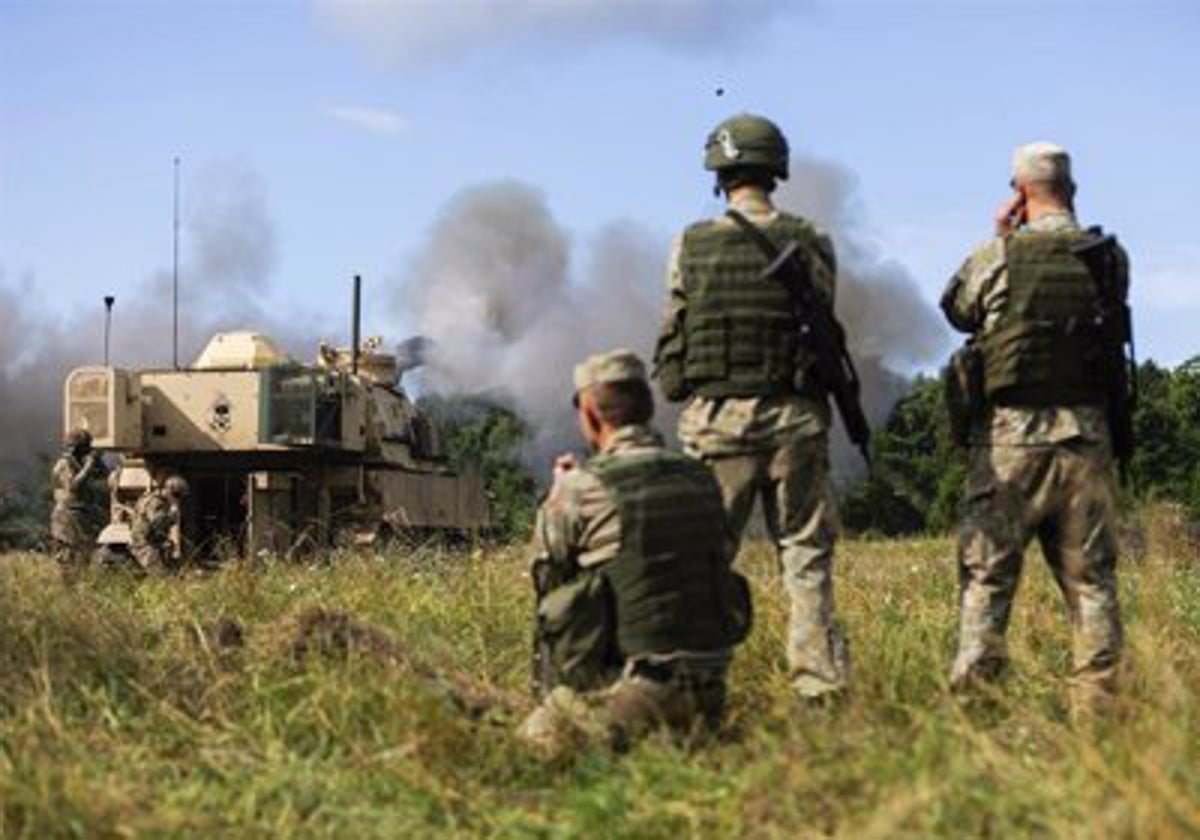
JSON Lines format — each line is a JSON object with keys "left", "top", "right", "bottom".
{"left": 396, "top": 163, "right": 949, "bottom": 479}
{"left": 316, "top": 0, "right": 797, "bottom": 65}
{"left": 395, "top": 182, "right": 665, "bottom": 466}
{"left": 0, "top": 161, "right": 316, "bottom": 486}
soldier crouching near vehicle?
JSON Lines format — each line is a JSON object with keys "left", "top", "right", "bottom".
{"left": 130, "top": 475, "right": 189, "bottom": 575}
{"left": 942, "top": 142, "right": 1132, "bottom": 719}
{"left": 516, "top": 350, "right": 752, "bottom": 756}
{"left": 49, "top": 428, "right": 107, "bottom": 582}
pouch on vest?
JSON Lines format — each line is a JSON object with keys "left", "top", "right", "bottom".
{"left": 534, "top": 572, "right": 618, "bottom": 695}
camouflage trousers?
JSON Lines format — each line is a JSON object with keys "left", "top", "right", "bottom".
{"left": 516, "top": 657, "right": 728, "bottom": 756}
{"left": 951, "top": 440, "right": 1123, "bottom": 714}
{"left": 49, "top": 505, "right": 91, "bottom": 579}
{"left": 131, "top": 541, "right": 175, "bottom": 575}
{"left": 703, "top": 432, "right": 849, "bottom": 698}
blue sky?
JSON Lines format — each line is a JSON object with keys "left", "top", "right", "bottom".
{"left": 2, "top": 0, "right": 1198, "bottom": 366}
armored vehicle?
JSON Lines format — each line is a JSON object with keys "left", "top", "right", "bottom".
{"left": 64, "top": 328, "right": 489, "bottom": 562}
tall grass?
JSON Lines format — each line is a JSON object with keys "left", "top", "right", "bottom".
{"left": 1, "top": 519, "right": 1197, "bottom": 839}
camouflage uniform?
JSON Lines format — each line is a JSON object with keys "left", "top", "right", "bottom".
{"left": 130, "top": 485, "right": 182, "bottom": 574}
{"left": 655, "top": 190, "right": 850, "bottom": 698}
{"left": 942, "top": 210, "right": 1126, "bottom": 712}
{"left": 49, "top": 449, "right": 105, "bottom": 576}
{"left": 516, "top": 423, "right": 738, "bottom": 755}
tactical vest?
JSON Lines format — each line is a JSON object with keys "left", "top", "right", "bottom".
{"left": 589, "top": 449, "right": 751, "bottom": 658}
{"left": 979, "top": 230, "right": 1109, "bottom": 407}
{"left": 680, "top": 214, "right": 823, "bottom": 398}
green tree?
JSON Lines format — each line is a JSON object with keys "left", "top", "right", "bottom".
{"left": 418, "top": 395, "right": 539, "bottom": 540}
{"left": 841, "top": 374, "right": 964, "bottom": 536}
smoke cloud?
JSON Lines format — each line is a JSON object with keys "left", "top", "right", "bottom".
{"left": 316, "top": 0, "right": 796, "bottom": 65}
{"left": 397, "top": 161, "right": 949, "bottom": 479}
{"left": 0, "top": 161, "right": 310, "bottom": 486}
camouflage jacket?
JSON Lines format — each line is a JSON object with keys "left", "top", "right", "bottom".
{"left": 941, "top": 211, "right": 1128, "bottom": 446}
{"left": 531, "top": 424, "right": 664, "bottom": 578}
{"left": 51, "top": 451, "right": 104, "bottom": 509}
{"left": 131, "top": 489, "right": 179, "bottom": 547}
{"left": 529, "top": 423, "right": 733, "bottom": 681}
{"left": 655, "top": 190, "right": 835, "bottom": 457}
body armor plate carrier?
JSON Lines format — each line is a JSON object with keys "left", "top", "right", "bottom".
{"left": 680, "top": 214, "right": 824, "bottom": 399}
{"left": 589, "top": 449, "right": 751, "bottom": 658}
{"left": 980, "top": 230, "right": 1109, "bottom": 407}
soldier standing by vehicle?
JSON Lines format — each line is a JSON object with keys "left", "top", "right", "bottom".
{"left": 941, "top": 142, "right": 1132, "bottom": 717}
{"left": 653, "top": 114, "right": 861, "bottom": 701}
{"left": 49, "top": 428, "right": 106, "bottom": 581}
{"left": 130, "top": 475, "right": 189, "bottom": 574}
{"left": 517, "top": 350, "right": 751, "bottom": 756}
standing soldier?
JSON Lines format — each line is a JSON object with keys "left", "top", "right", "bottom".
{"left": 130, "top": 475, "right": 189, "bottom": 574}
{"left": 517, "top": 350, "right": 751, "bottom": 755}
{"left": 941, "top": 142, "right": 1131, "bottom": 717}
{"left": 652, "top": 114, "right": 851, "bottom": 701}
{"left": 49, "top": 428, "right": 106, "bottom": 580}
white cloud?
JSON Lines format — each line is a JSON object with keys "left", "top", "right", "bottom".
{"left": 314, "top": 0, "right": 796, "bottom": 64}
{"left": 327, "top": 105, "right": 408, "bottom": 136}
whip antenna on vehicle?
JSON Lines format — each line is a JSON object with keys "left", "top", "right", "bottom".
{"left": 351, "top": 274, "right": 362, "bottom": 375}
{"left": 103, "top": 296, "right": 115, "bottom": 366}
{"left": 172, "top": 156, "right": 182, "bottom": 370}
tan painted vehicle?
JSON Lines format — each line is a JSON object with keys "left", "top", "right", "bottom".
{"left": 64, "top": 330, "right": 489, "bottom": 563}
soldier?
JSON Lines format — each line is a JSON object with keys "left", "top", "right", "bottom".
{"left": 941, "top": 142, "right": 1129, "bottom": 717}
{"left": 49, "top": 428, "right": 106, "bottom": 580}
{"left": 130, "top": 475, "right": 189, "bottom": 574}
{"left": 516, "top": 349, "right": 751, "bottom": 755}
{"left": 652, "top": 114, "right": 850, "bottom": 700}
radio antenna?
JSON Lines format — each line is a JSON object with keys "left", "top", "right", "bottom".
{"left": 172, "top": 156, "right": 181, "bottom": 369}
{"left": 103, "top": 296, "right": 115, "bottom": 365}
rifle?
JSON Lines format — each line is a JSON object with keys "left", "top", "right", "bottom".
{"left": 1071, "top": 229, "right": 1137, "bottom": 478}
{"left": 726, "top": 209, "right": 872, "bottom": 466}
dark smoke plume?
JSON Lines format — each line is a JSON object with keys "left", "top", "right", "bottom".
{"left": 0, "top": 161, "right": 321, "bottom": 486}
{"left": 397, "top": 162, "right": 949, "bottom": 480}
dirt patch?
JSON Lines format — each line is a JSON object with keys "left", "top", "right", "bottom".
{"left": 285, "top": 607, "right": 524, "bottom": 719}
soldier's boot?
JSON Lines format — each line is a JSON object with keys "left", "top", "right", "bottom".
{"left": 515, "top": 686, "right": 599, "bottom": 757}
{"left": 1066, "top": 603, "right": 1122, "bottom": 725}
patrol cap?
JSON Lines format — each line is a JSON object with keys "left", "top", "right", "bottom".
{"left": 1012, "top": 141, "right": 1073, "bottom": 185}
{"left": 572, "top": 349, "right": 647, "bottom": 403}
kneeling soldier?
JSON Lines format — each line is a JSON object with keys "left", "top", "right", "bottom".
{"left": 517, "top": 349, "right": 752, "bottom": 755}
{"left": 130, "top": 475, "right": 189, "bottom": 574}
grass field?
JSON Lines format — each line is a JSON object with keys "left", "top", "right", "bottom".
{"left": 1, "top": 517, "right": 1198, "bottom": 839}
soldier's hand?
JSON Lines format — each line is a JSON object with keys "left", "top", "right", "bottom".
{"left": 994, "top": 192, "right": 1028, "bottom": 236}
{"left": 552, "top": 453, "right": 579, "bottom": 479}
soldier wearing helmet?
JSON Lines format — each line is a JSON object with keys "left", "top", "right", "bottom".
{"left": 941, "top": 142, "right": 1130, "bottom": 719}
{"left": 130, "top": 474, "right": 189, "bottom": 574}
{"left": 48, "top": 428, "right": 107, "bottom": 581}
{"left": 652, "top": 114, "right": 851, "bottom": 701}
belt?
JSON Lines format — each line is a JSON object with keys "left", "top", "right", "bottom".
{"left": 630, "top": 659, "right": 677, "bottom": 683}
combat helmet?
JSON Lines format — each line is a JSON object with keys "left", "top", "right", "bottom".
{"left": 64, "top": 428, "right": 92, "bottom": 450}
{"left": 704, "top": 113, "right": 789, "bottom": 180}
{"left": 164, "top": 476, "right": 190, "bottom": 498}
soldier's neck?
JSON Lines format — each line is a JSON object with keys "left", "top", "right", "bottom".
{"left": 1026, "top": 198, "right": 1073, "bottom": 224}
{"left": 725, "top": 185, "right": 774, "bottom": 210}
